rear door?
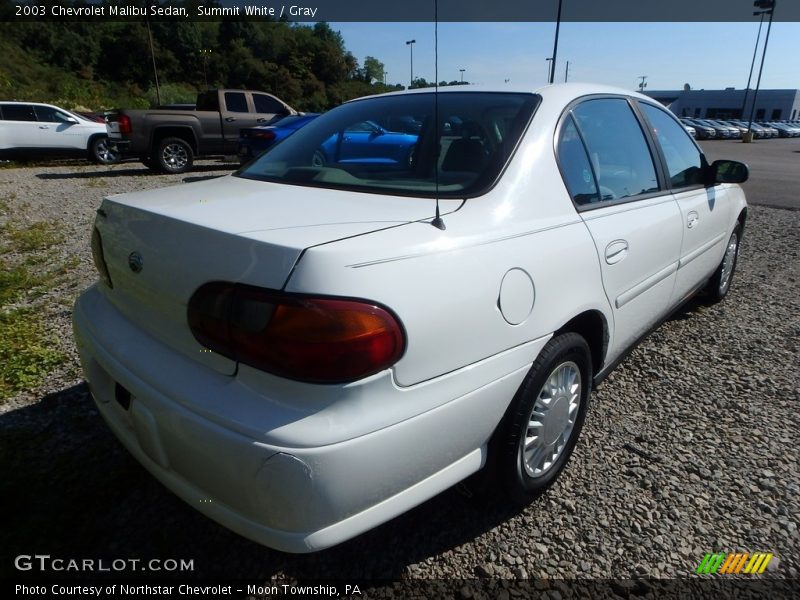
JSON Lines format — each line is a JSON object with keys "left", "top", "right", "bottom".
{"left": 220, "top": 91, "right": 251, "bottom": 154}
{"left": 638, "top": 102, "right": 733, "bottom": 305}
{"left": 0, "top": 104, "right": 41, "bottom": 149}
{"left": 558, "top": 97, "right": 683, "bottom": 360}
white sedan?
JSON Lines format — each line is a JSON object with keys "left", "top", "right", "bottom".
{"left": 0, "top": 101, "right": 118, "bottom": 164}
{"left": 73, "top": 83, "right": 748, "bottom": 552}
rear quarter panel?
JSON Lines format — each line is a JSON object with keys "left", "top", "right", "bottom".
{"left": 284, "top": 113, "right": 612, "bottom": 388}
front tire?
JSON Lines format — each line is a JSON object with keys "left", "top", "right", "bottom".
{"left": 496, "top": 332, "right": 592, "bottom": 505}
{"left": 155, "top": 137, "right": 193, "bottom": 174}
{"left": 89, "top": 136, "right": 120, "bottom": 165}
{"left": 704, "top": 224, "right": 741, "bottom": 303}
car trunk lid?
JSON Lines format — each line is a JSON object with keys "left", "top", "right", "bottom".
{"left": 94, "top": 175, "right": 459, "bottom": 376}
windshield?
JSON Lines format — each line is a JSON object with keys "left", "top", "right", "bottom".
{"left": 236, "top": 92, "right": 539, "bottom": 198}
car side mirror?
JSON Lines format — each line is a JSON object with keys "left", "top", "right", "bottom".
{"left": 708, "top": 159, "right": 749, "bottom": 184}
{"left": 65, "top": 117, "right": 79, "bottom": 124}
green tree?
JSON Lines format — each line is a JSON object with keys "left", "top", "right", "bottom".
{"left": 361, "top": 56, "right": 385, "bottom": 84}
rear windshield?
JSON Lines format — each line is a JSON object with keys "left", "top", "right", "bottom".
{"left": 236, "top": 92, "right": 539, "bottom": 198}
{"left": 273, "top": 115, "right": 317, "bottom": 127}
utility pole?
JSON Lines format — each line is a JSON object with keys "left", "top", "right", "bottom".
{"left": 742, "top": 10, "right": 767, "bottom": 119}
{"left": 746, "top": 0, "right": 777, "bottom": 142}
{"left": 638, "top": 75, "right": 648, "bottom": 92}
{"left": 564, "top": 60, "right": 570, "bottom": 83}
{"left": 545, "top": 58, "right": 553, "bottom": 81}
{"left": 459, "top": 68, "right": 465, "bottom": 83}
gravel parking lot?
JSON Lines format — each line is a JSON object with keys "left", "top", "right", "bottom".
{"left": 1, "top": 150, "right": 798, "bottom": 593}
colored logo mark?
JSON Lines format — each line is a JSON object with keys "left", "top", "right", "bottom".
{"left": 696, "top": 552, "right": 774, "bottom": 575}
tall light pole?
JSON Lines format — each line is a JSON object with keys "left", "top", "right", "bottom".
{"left": 564, "top": 60, "right": 570, "bottom": 83}
{"left": 746, "top": 0, "right": 776, "bottom": 142}
{"left": 200, "top": 49, "right": 211, "bottom": 88}
{"left": 549, "top": 0, "right": 564, "bottom": 84}
{"left": 406, "top": 39, "right": 416, "bottom": 88}
{"left": 545, "top": 57, "right": 553, "bottom": 81}
{"left": 742, "top": 10, "right": 767, "bottom": 119}
{"left": 459, "top": 68, "right": 465, "bottom": 83}
{"left": 145, "top": 15, "right": 161, "bottom": 105}
{"left": 638, "top": 75, "right": 648, "bottom": 92}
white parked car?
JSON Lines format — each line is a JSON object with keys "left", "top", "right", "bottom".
{"left": 0, "top": 101, "right": 118, "bottom": 164}
{"left": 73, "top": 83, "right": 748, "bottom": 552}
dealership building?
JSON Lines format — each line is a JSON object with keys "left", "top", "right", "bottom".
{"left": 645, "top": 88, "right": 800, "bottom": 121}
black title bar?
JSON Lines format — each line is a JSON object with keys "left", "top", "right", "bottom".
{"left": 2, "top": 0, "right": 800, "bottom": 22}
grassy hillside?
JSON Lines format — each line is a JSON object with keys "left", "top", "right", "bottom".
{"left": 0, "top": 9, "right": 398, "bottom": 112}
{"left": 0, "top": 37, "right": 197, "bottom": 111}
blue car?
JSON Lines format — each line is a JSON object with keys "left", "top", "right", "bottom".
{"left": 312, "top": 120, "right": 419, "bottom": 168}
{"left": 238, "top": 114, "right": 320, "bottom": 165}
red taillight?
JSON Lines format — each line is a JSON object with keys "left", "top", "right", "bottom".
{"left": 187, "top": 282, "right": 405, "bottom": 384}
{"left": 117, "top": 114, "right": 132, "bottom": 134}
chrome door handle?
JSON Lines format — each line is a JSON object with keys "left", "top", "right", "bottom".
{"left": 225, "top": 117, "right": 236, "bottom": 122}
{"left": 39, "top": 125, "right": 50, "bottom": 129}
{"left": 605, "top": 240, "right": 629, "bottom": 265}
{"left": 687, "top": 211, "right": 699, "bottom": 228}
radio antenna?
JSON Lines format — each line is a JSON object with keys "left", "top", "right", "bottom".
{"left": 430, "top": 0, "right": 446, "bottom": 230}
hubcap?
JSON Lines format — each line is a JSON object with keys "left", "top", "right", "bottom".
{"left": 719, "top": 232, "right": 738, "bottom": 294}
{"left": 521, "top": 361, "right": 581, "bottom": 478}
{"left": 96, "top": 140, "right": 118, "bottom": 163}
{"left": 162, "top": 144, "right": 188, "bottom": 169}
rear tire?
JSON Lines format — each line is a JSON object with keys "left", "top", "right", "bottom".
{"left": 155, "top": 137, "right": 193, "bottom": 174}
{"left": 704, "top": 224, "right": 741, "bottom": 303}
{"left": 495, "top": 333, "right": 592, "bottom": 505}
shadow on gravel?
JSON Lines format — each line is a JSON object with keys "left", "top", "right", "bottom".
{"left": 1, "top": 382, "right": 522, "bottom": 580}
{"left": 666, "top": 295, "right": 706, "bottom": 322}
{"left": 35, "top": 164, "right": 235, "bottom": 180}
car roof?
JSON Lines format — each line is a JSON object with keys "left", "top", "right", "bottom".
{"left": 1, "top": 101, "right": 59, "bottom": 106}
{"left": 347, "top": 82, "right": 657, "bottom": 105}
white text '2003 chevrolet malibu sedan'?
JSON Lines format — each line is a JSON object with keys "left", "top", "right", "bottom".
{"left": 73, "top": 83, "right": 748, "bottom": 552}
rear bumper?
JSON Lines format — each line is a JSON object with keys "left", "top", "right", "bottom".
{"left": 72, "top": 285, "right": 535, "bottom": 552}
{"left": 107, "top": 138, "right": 133, "bottom": 154}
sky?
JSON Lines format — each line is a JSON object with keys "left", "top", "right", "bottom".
{"left": 330, "top": 22, "right": 800, "bottom": 91}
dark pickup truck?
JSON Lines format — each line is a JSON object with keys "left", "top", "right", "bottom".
{"left": 106, "top": 89, "right": 295, "bottom": 173}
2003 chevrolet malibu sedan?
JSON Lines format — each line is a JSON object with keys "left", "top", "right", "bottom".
{"left": 73, "top": 83, "right": 748, "bottom": 552}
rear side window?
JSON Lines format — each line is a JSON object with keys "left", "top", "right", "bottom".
{"left": 196, "top": 92, "right": 219, "bottom": 111}
{"left": 557, "top": 115, "right": 599, "bottom": 205}
{"left": 224, "top": 92, "right": 248, "bottom": 113}
{"left": 1, "top": 104, "right": 36, "bottom": 121}
{"left": 571, "top": 98, "right": 659, "bottom": 202}
{"left": 237, "top": 92, "right": 539, "bottom": 199}
{"left": 253, "top": 94, "right": 285, "bottom": 114}
{"left": 640, "top": 103, "right": 705, "bottom": 189}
